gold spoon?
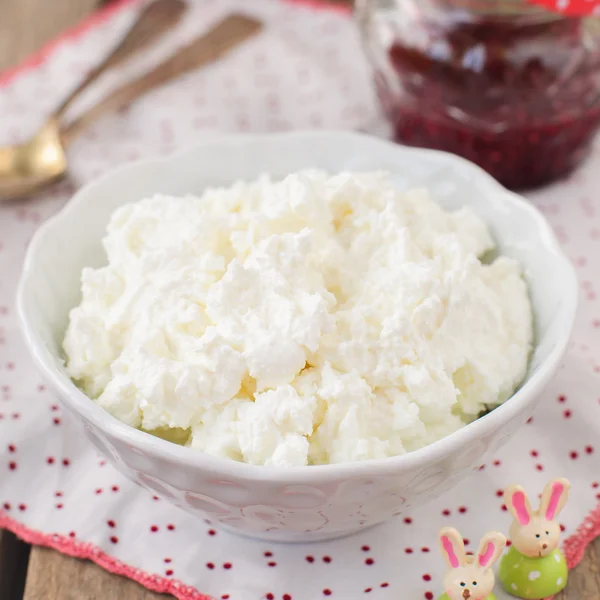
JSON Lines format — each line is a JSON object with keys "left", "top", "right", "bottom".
{"left": 0, "top": 13, "right": 262, "bottom": 202}
{"left": 0, "top": 0, "right": 189, "bottom": 201}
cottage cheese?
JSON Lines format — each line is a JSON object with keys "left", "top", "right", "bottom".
{"left": 63, "top": 171, "right": 533, "bottom": 467}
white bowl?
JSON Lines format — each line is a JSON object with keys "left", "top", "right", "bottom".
{"left": 17, "top": 132, "right": 577, "bottom": 542}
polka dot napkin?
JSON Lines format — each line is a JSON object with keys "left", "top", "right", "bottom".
{"left": 1, "top": 1, "right": 600, "bottom": 599}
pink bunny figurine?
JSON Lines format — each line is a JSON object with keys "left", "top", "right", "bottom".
{"left": 499, "top": 477, "right": 570, "bottom": 599}
{"left": 438, "top": 526, "right": 507, "bottom": 600}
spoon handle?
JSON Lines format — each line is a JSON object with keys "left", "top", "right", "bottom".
{"left": 53, "top": 0, "right": 187, "bottom": 119}
{"left": 60, "top": 14, "right": 262, "bottom": 147}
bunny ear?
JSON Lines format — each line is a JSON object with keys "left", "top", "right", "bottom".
{"left": 476, "top": 531, "right": 507, "bottom": 569}
{"left": 504, "top": 484, "right": 532, "bottom": 526}
{"left": 439, "top": 527, "right": 467, "bottom": 569}
{"left": 539, "top": 478, "right": 571, "bottom": 521}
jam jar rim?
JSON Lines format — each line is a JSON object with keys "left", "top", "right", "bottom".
{"left": 358, "top": 0, "right": 571, "bottom": 23}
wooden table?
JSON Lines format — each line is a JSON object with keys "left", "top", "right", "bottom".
{"left": 1, "top": 0, "right": 599, "bottom": 598}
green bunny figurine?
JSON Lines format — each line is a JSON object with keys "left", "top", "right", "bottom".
{"left": 499, "top": 477, "right": 570, "bottom": 599}
{"left": 437, "top": 526, "right": 506, "bottom": 600}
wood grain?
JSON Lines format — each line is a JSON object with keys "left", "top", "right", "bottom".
{"left": 0, "top": 0, "right": 101, "bottom": 71}
{"left": 23, "top": 546, "right": 169, "bottom": 600}
{"left": 557, "top": 538, "right": 600, "bottom": 600}
{"left": 0, "top": 531, "right": 30, "bottom": 600}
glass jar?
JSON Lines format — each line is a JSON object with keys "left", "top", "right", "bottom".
{"left": 356, "top": 0, "right": 600, "bottom": 190}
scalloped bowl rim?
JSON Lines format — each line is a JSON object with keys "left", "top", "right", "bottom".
{"left": 17, "top": 131, "right": 578, "bottom": 484}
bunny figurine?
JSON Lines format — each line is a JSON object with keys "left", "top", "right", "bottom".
{"left": 438, "top": 526, "right": 507, "bottom": 600}
{"left": 499, "top": 477, "right": 570, "bottom": 599}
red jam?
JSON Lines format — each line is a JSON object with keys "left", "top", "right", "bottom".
{"left": 373, "top": 9, "right": 600, "bottom": 189}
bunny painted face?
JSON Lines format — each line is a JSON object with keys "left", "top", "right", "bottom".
{"left": 439, "top": 527, "right": 506, "bottom": 600}
{"left": 505, "top": 478, "right": 570, "bottom": 558}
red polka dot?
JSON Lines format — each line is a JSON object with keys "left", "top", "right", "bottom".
{"left": 593, "top": 482, "right": 599, "bottom": 489}
{"left": 570, "top": 451, "right": 579, "bottom": 460}
{"left": 47, "top": 457, "right": 55, "bottom": 465}
{"left": 323, "top": 590, "right": 332, "bottom": 596}
{"left": 266, "top": 595, "right": 274, "bottom": 600}
{"left": 206, "top": 562, "right": 215, "bottom": 569}
{"left": 458, "top": 506, "right": 467, "bottom": 514}
{"left": 264, "top": 551, "right": 273, "bottom": 557}
{"left": 496, "top": 489, "right": 503, "bottom": 497}
{"left": 95, "top": 488, "right": 102, "bottom": 494}
{"left": 111, "top": 485, "right": 119, "bottom": 492}
{"left": 221, "top": 596, "right": 229, "bottom": 600}
{"left": 403, "top": 517, "right": 412, "bottom": 524}
{"left": 564, "top": 410, "right": 572, "bottom": 419}
{"left": 11, "top": 413, "right": 20, "bottom": 420}
{"left": 364, "top": 589, "right": 372, "bottom": 594}
{"left": 442, "top": 509, "right": 451, "bottom": 516}
{"left": 283, "top": 595, "right": 292, "bottom": 600}
{"left": 56, "top": 503, "right": 63, "bottom": 509}
{"left": 322, "top": 556, "right": 332, "bottom": 563}
{"left": 586, "top": 446, "right": 594, "bottom": 454}
{"left": 405, "top": 547, "right": 413, "bottom": 554}
{"left": 365, "top": 558, "right": 374, "bottom": 565}
{"left": 536, "top": 464, "right": 544, "bottom": 471}
{"left": 7, "top": 444, "right": 15, "bottom": 453}
{"left": 62, "top": 458, "right": 70, "bottom": 466}
{"left": 107, "top": 520, "right": 116, "bottom": 528}
{"left": 530, "top": 450, "right": 539, "bottom": 457}
{"left": 110, "top": 536, "right": 118, "bottom": 544}
{"left": 380, "top": 582, "right": 389, "bottom": 588}
{"left": 268, "top": 561, "right": 277, "bottom": 567}
{"left": 50, "top": 403, "right": 58, "bottom": 410}
{"left": 558, "top": 395, "right": 567, "bottom": 403}
{"left": 463, "top": 538, "right": 470, "bottom": 546}
{"left": 164, "top": 558, "right": 172, "bottom": 563}
{"left": 53, "top": 418, "right": 61, "bottom": 425}
{"left": 150, "top": 525, "right": 159, "bottom": 532}
{"left": 152, "top": 495, "right": 160, "bottom": 501}
{"left": 493, "top": 460, "right": 501, "bottom": 467}
{"left": 55, "top": 491, "right": 63, "bottom": 497}
{"left": 421, "top": 547, "right": 430, "bottom": 553}
{"left": 423, "top": 574, "right": 431, "bottom": 581}
{"left": 361, "top": 545, "right": 370, "bottom": 552}
{"left": 167, "top": 524, "right": 175, "bottom": 531}
{"left": 69, "top": 531, "right": 76, "bottom": 538}
{"left": 425, "top": 593, "right": 434, "bottom": 600}
{"left": 8, "top": 462, "right": 16, "bottom": 470}
{"left": 526, "top": 417, "right": 533, "bottom": 424}
{"left": 501, "top": 504, "right": 508, "bottom": 511}
{"left": 560, "top": 524, "right": 566, "bottom": 532}
{"left": 165, "top": 570, "right": 173, "bottom": 577}
{"left": 3, "top": 503, "right": 10, "bottom": 510}
{"left": 208, "top": 529, "right": 217, "bottom": 536}
{"left": 223, "top": 562, "right": 232, "bottom": 570}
